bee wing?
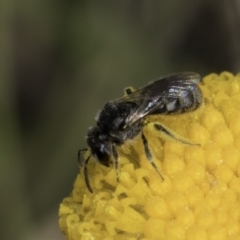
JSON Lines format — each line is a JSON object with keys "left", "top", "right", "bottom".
{"left": 114, "top": 72, "right": 201, "bottom": 127}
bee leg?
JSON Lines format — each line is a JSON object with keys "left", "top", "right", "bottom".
{"left": 111, "top": 144, "right": 120, "bottom": 182}
{"left": 124, "top": 86, "right": 136, "bottom": 96}
{"left": 77, "top": 148, "right": 88, "bottom": 165}
{"left": 83, "top": 155, "right": 93, "bottom": 193}
{"left": 141, "top": 132, "right": 164, "bottom": 181}
{"left": 153, "top": 122, "right": 200, "bottom": 146}
{"left": 78, "top": 148, "right": 93, "bottom": 193}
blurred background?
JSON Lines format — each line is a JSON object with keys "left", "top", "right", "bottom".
{"left": 1, "top": 1, "right": 240, "bottom": 239}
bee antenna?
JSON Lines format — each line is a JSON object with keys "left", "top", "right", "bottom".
{"left": 83, "top": 155, "right": 93, "bottom": 193}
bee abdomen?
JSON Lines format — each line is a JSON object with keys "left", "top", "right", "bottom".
{"left": 154, "top": 85, "right": 202, "bottom": 114}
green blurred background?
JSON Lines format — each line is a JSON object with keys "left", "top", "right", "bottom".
{"left": 1, "top": 1, "right": 240, "bottom": 239}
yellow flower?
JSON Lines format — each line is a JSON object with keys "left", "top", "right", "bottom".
{"left": 59, "top": 72, "right": 240, "bottom": 240}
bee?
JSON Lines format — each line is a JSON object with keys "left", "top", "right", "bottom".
{"left": 79, "top": 72, "right": 202, "bottom": 193}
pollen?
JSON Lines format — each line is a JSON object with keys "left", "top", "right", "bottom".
{"left": 59, "top": 72, "right": 240, "bottom": 240}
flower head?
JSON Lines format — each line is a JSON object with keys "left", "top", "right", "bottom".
{"left": 59, "top": 72, "right": 240, "bottom": 240}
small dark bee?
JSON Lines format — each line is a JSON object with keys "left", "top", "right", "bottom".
{"left": 79, "top": 72, "right": 202, "bottom": 193}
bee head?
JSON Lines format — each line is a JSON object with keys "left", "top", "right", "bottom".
{"left": 86, "top": 126, "right": 111, "bottom": 166}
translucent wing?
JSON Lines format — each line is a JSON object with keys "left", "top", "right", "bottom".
{"left": 113, "top": 72, "right": 202, "bottom": 127}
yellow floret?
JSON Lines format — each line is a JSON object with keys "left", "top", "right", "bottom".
{"left": 59, "top": 72, "right": 240, "bottom": 240}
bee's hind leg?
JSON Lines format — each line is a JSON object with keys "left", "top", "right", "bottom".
{"left": 141, "top": 132, "right": 164, "bottom": 180}
{"left": 151, "top": 122, "right": 200, "bottom": 146}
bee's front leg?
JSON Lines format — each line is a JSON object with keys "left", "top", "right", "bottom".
{"left": 111, "top": 144, "right": 120, "bottom": 182}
